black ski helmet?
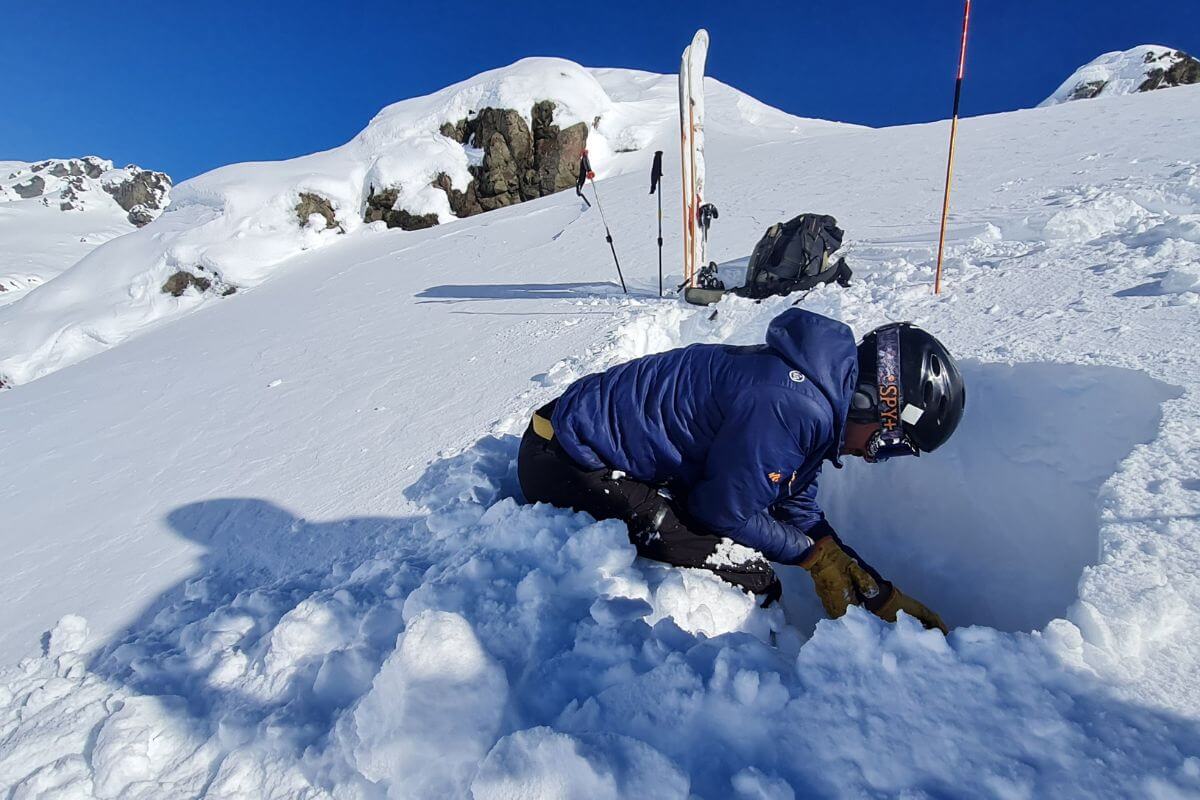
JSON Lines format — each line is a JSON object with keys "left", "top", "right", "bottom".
{"left": 849, "top": 322, "right": 965, "bottom": 458}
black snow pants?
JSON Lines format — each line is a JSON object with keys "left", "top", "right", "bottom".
{"left": 517, "top": 400, "right": 782, "bottom": 605}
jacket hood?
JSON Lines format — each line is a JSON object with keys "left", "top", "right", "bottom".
{"left": 765, "top": 309, "right": 859, "bottom": 465}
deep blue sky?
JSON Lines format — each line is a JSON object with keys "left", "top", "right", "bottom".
{"left": 3, "top": 1, "right": 1197, "bottom": 181}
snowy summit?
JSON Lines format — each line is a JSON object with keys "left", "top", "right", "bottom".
{"left": 1040, "top": 44, "right": 1200, "bottom": 105}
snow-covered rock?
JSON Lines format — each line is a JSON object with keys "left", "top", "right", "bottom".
{"left": 0, "top": 157, "right": 172, "bottom": 306}
{"left": 1, "top": 157, "right": 170, "bottom": 222}
{"left": 1041, "top": 45, "right": 1200, "bottom": 106}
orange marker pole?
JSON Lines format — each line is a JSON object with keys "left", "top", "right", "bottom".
{"left": 934, "top": 0, "right": 972, "bottom": 295}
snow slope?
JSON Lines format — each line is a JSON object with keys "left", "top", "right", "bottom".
{"left": 1041, "top": 44, "right": 1200, "bottom": 106}
{"left": 0, "top": 60, "right": 849, "bottom": 387}
{"left": 2, "top": 62, "right": 1200, "bottom": 797}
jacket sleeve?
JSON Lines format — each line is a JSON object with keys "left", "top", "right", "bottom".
{"left": 771, "top": 478, "right": 837, "bottom": 543}
{"left": 685, "top": 388, "right": 828, "bottom": 563}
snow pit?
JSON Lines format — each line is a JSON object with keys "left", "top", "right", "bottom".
{"left": 817, "top": 362, "right": 1181, "bottom": 632}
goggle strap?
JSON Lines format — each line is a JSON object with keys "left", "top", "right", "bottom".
{"left": 875, "top": 325, "right": 908, "bottom": 452}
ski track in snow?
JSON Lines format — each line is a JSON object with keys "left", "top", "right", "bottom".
{"left": 3, "top": 75, "right": 1200, "bottom": 797}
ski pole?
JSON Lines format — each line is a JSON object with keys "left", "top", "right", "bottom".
{"left": 650, "top": 151, "right": 664, "bottom": 297}
{"left": 658, "top": 186, "right": 663, "bottom": 297}
{"left": 934, "top": 0, "right": 971, "bottom": 295}
{"left": 578, "top": 150, "right": 627, "bottom": 294}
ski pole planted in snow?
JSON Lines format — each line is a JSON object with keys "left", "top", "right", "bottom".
{"left": 934, "top": 0, "right": 972, "bottom": 295}
{"left": 650, "top": 150, "right": 664, "bottom": 297}
{"left": 577, "top": 150, "right": 627, "bottom": 294}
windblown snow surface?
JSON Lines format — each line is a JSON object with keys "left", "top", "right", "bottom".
{"left": 2, "top": 62, "right": 1200, "bottom": 798}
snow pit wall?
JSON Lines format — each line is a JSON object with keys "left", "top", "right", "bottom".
{"left": 816, "top": 361, "right": 1181, "bottom": 632}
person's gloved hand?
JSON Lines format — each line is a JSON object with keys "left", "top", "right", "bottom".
{"left": 869, "top": 585, "right": 949, "bottom": 635}
{"left": 798, "top": 536, "right": 882, "bottom": 618}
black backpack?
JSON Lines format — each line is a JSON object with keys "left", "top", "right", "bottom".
{"left": 735, "top": 213, "right": 852, "bottom": 300}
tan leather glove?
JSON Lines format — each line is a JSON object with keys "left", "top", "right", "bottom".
{"left": 871, "top": 585, "right": 949, "bottom": 635}
{"left": 798, "top": 536, "right": 883, "bottom": 618}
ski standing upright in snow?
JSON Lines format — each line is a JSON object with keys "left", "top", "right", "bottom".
{"left": 679, "top": 29, "right": 711, "bottom": 290}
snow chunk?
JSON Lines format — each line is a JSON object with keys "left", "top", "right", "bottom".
{"left": 348, "top": 610, "right": 508, "bottom": 798}
{"left": 45, "top": 615, "right": 89, "bottom": 657}
{"left": 644, "top": 568, "right": 774, "bottom": 640}
{"left": 472, "top": 727, "right": 689, "bottom": 800}
{"left": 732, "top": 767, "right": 796, "bottom": 800}
{"left": 1160, "top": 265, "right": 1200, "bottom": 294}
{"left": 705, "top": 537, "right": 766, "bottom": 569}
{"left": 91, "top": 695, "right": 210, "bottom": 798}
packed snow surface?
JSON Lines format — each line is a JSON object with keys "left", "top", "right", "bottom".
{"left": 2, "top": 60, "right": 1200, "bottom": 798}
{"left": 1040, "top": 44, "right": 1199, "bottom": 106}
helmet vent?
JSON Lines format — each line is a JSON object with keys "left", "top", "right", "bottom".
{"left": 930, "top": 354, "right": 942, "bottom": 376}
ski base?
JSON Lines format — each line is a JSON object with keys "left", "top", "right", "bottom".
{"left": 683, "top": 286, "right": 727, "bottom": 306}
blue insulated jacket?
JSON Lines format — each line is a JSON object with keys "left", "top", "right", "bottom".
{"left": 551, "top": 309, "right": 858, "bottom": 563}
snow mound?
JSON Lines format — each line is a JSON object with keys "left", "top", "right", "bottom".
{"left": 0, "top": 58, "right": 842, "bottom": 388}
{"left": 1040, "top": 45, "right": 1200, "bottom": 106}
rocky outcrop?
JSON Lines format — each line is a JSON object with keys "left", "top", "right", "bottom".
{"left": 14, "top": 175, "right": 46, "bottom": 199}
{"left": 437, "top": 100, "right": 587, "bottom": 216}
{"left": 161, "top": 268, "right": 237, "bottom": 297}
{"left": 31, "top": 157, "right": 108, "bottom": 180}
{"left": 295, "top": 192, "right": 340, "bottom": 231}
{"left": 5, "top": 158, "right": 173, "bottom": 226}
{"left": 1138, "top": 49, "right": 1200, "bottom": 92}
{"left": 531, "top": 101, "right": 588, "bottom": 197}
{"left": 162, "top": 270, "right": 211, "bottom": 296}
{"left": 103, "top": 169, "right": 171, "bottom": 220}
{"left": 363, "top": 187, "right": 439, "bottom": 230}
{"left": 127, "top": 205, "right": 156, "bottom": 227}
{"left": 1067, "top": 80, "right": 1108, "bottom": 102}
{"left": 370, "top": 100, "right": 588, "bottom": 228}
{"left": 59, "top": 177, "right": 88, "bottom": 211}
{"left": 431, "top": 172, "right": 480, "bottom": 219}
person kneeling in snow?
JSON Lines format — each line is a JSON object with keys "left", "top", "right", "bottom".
{"left": 518, "top": 308, "right": 965, "bottom": 633}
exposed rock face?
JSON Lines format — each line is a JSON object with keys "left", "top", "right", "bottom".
{"left": 363, "top": 187, "right": 439, "bottom": 230}
{"left": 2, "top": 157, "right": 173, "bottom": 224}
{"left": 373, "top": 100, "right": 588, "bottom": 227}
{"left": 31, "top": 157, "right": 108, "bottom": 180}
{"left": 531, "top": 100, "right": 588, "bottom": 197}
{"left": 295, "top": 192, "right": 340, "bottom": 231}
{"left": 1139, "top": 49, "right": 1200, "bottom": 92}
{"left": 162, "top": 270, "right": 211, "bottom": 296}
{"left": 59, "top": 177, "right": 87, "bottom": 211}
{"left": 431, "top": 172, "right": 480, "bottom": 219}
{"left": 161, "top": 268, "right": 237, "bottom": 297}
{"left": 14, "top": 176, "right": 46, "bottom": 199}
{"left": 1067, "top": 80, "right": 1108, "bottom": 102}
{"left": 127, "top": 205, "right": 156, "bottom": 227}
{"left": 103, "top": 170, "right": 171, "bottom": 215}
